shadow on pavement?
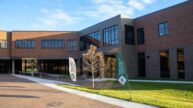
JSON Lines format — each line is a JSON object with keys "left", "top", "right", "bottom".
{"left": 0, "top": 94, "right": 39, "bottom": 98}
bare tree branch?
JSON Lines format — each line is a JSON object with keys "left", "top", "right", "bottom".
{"left": 82, "top": 45, "right": 105, "bottom": 89}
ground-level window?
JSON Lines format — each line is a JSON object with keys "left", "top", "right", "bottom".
{"left": 160, "top": 50, "right": 170, "bottom": 78}
{"left": 38, "top": 60, "right": 69, "bottom": 75}
{"left": 177, "top": 48, "right": 185, "bottom": 79}
{"left": 14, "top": 59, "right": 71, "bottom": 75}
{"left": 67, "top": 40, "right": 78, "bottom": 51}
{"left": 0, "top": 60, "right": 11, "bottom": 74}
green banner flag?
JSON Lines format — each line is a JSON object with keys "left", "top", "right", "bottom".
{"left": 116, "top": 53, "right": 129, "bottom": 86}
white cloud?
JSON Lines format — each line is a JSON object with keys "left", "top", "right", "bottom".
{"left": 31, "top": 9, "right": 80, "bottom": 30}
{"left": 128, "top": 0, "right": 145, "bottom": 10}
{"left": 92, "top": 0, "right": 123, "bottom": 4}
{"left": 143, "top": 0, "right": 156, "bottom": 4}
{"left": 84, "top": 0, "right": 157, "bottom": 20}
{"left": 30, "top": 0, "right": 158, "bottom": 30}
{"left": 128, "top": 0, "right": 156, "bottom": 10}
{"left": 85, "top": 0, "right": 134, "bottom": 20}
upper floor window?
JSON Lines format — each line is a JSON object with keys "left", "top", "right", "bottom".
{"left": 137, "top": 28, "right": 144, "bottom": 45}
{"left": 159, "top": 22, "right": 168, "bottom": 36}
{"left": 103, "top": 25, "right": 118, "bottom": 47}
{"left": 67, "top": 40, "right": 78, "bottom": 51}
{"left": 41, "top": 40, "right": 64, "bottom": 49}
{"left": 0, "top": 40, "right": 7, "bottom": 48}
{"left": 16, "top": 40, "right": 35, "bottom": 48}
{"left": 125, "top": 25, "right": 135, "bottom": 45}
{"left": 80, "top": 31, "right": 101, "bottom": 51}
{"left": 80, "top": 36, "right": 90, "bottom": 51}
{"left": 89, "top": 31, "right": 101, "bottom": 47}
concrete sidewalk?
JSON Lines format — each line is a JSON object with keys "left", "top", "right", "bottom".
{"left": 129, "top": 79, "right": 193, "bottom": 84}
{"left": 86, "top": 78, "right": 193, "bottom": 84}
{"left": 14, "top": 74, "right": 157, "bottom": 108}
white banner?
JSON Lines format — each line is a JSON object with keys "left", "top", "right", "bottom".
{"left": 69, "top": 57, "right": 77, "bottom": 82}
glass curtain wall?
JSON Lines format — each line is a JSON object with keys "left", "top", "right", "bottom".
{"left": 103, "top": 25, "right": 118, "bottom": 47}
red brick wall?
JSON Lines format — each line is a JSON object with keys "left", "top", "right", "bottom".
{"left": 134, "top": 1, "right": 193, "bottom": 52}
{"left": 11, "top": 31, "right": 80, "bottom": 59}
{"left": 133, "top": 1, "right": 193, "bottom": 80}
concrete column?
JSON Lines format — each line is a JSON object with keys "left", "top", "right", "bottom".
{"left": 170, "top": 48, "right": 178, "bottom": 79}
{"left": 12, "top": 60, "right": 15, "bottom": 74}
{"left": 146, "top": 50, "right": 160, "bottom": 78}
{"left": 184, "top": 46, "right": 193, "bottom": 80}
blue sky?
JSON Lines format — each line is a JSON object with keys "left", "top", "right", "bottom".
{"left": 0, "top": 0, "right": 187, "bottom": 31}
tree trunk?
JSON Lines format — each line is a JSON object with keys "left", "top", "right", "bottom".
{"left": 92, "top": 71, "right": 95, "bottom": 89}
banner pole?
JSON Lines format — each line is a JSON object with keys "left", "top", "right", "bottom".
{"left": 127, "top": 79, "right": 132, "bottom": 100}
{"left": 116, "top": 53, "right": 132, "bottom": 101}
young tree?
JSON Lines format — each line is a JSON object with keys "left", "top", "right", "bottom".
{"left": 82, "top": 45, "right": 105, "bottom": 89}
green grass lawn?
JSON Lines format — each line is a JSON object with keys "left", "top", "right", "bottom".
{"left": 59, "top": 82, "right": 193, "bottom": 108}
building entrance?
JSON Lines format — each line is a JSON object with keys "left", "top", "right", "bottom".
{"left": 105, "top": 55, "right": 116, "bottom": 78}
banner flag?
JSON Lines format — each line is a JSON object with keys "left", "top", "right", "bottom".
{"left": 116, "top": 53, "right": 129, "bottom": 86}
{"left": 69, "top": 57, "right": 77, "bottom": 82}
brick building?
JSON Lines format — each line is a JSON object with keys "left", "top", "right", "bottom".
{"left": 0, "top": 1, "right": 192, "bottom": 80}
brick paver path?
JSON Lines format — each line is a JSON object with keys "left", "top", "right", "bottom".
{"left": 0, "top": 74, "right": 120, "bottom": 108}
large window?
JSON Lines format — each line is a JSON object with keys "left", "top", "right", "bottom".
{"left": 38, "top": 59, "right": 70, "bottom": 75}
{"left": 159, "top": 22, "right": 168, "bottom": 36}
{"left": 177, "top": 48, "right": 185, "bottom": 79}
{"left": 89, "top": 32, "right": 101, "bottom": 46}
{"left": 80, "top": 36, "right": 90, "bottom": 51}
{"left": 80, "top": 31, "right": 101, "bottom": 51}
{"left": 67, "top": 40, "right": 78, "bottom": 51}
{"left": 125, "top": 25, "right": 135, "bottom": 45}
{"left": 16, "top": 40, "right": 35, "bottom": 48}
{"left": 160, "top": 50, "right": 170, "bottom": 78}
{"left": 103, "top": 25, "right": 118, "bottom": 47}
{"left": 41, "top": 40, "right": 64, "bottom": 49}
{"left": 0, "top": 40, "right": 7, "bottom": 48}
{"left": 137, "top": 28, "right": 144, "bottom": 45}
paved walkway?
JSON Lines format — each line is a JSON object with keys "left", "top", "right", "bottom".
{"left": 0, "top": 74, "right": 120, "bottom": 108}
{"left": 13, "top": 74, "right": 156, "bottom": 108}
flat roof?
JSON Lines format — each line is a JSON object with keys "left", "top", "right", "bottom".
{"left": 11, "top": 30, "right": 78, "bottom": 32}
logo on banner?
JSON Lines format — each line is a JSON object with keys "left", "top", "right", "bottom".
{"left": 69, "top": 57, "right": 77, "bottom": 82}
{"left": 119, "top": 76, "right": 127, "bottom": 85}
{"left": 116, "top": 53, "right": 128, "bottom": 86}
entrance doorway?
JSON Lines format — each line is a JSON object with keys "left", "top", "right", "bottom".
{"left": 14, "top": 58, "right": 38, "bottom": 75}
{"left": 105, "top": 55, "right": 116, "bottom": 78}
{"left": 138, "top": 52, "right": 146, "bottom": 77}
